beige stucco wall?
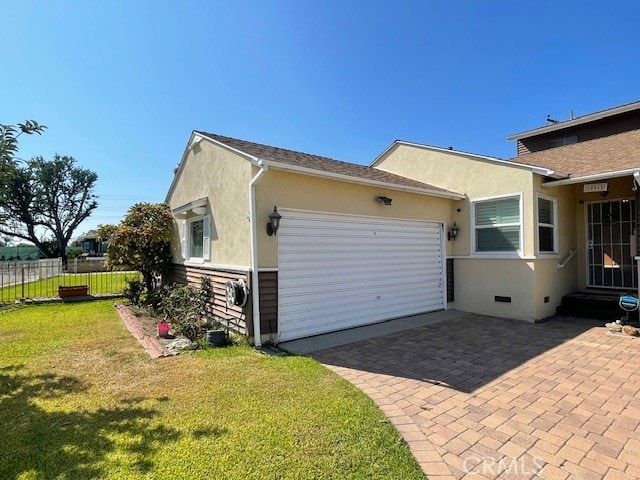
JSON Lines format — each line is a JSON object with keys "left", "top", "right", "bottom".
{"left": 166, "top": 139, "right": 254, "bottom": 267}
{"left": 532, "top": 259, "right": 577, "bottom": 318}
{"left": 375, "top": 144, "right": 537, "bottom": 256}
{"left": 255, "top": 168, "right": 455, "bottom": 267}
{"left": 454, "top": 259, "right": 536, "bottom": 320}
{"left": 531, "top": 177, "right": 579, "bottom": 318}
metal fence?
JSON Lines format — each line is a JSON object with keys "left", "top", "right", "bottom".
{"left": 0, "top": 258, "right": 140, "bottom": 304}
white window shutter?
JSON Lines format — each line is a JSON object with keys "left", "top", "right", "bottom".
{"left": 181, "top": 221, "right": 187, "bottom": 259}
{"left": 203, "top": 214, "right": 211, "bottom": 261}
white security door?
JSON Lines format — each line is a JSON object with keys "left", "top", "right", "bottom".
{"left": 278, "top": 210, "right": 445, "bottom": 341}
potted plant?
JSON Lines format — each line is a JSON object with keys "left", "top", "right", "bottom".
{"left": 156, "top": 320, "right": 171, "bottom": 338}
{"left": 58, "top": 285, "right": 89, "bottom": 298}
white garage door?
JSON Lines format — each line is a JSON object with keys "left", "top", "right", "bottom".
{"left": 278, "top": 210, "right": 445, "bottom": 341}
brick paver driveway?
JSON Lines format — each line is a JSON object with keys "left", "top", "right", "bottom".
{"left": 312, "top": 313, "right": 640, "bottom": 479}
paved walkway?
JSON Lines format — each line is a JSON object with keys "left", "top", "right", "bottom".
{"left": 311, "top": 313, "right": 640, "bottom": 479}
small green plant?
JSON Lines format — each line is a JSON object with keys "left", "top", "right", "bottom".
{"left": 145, "top": 285, "right": 164, "bottom": 314}
{"left": 123, "top": 278, "right": 144, "bottom": 305}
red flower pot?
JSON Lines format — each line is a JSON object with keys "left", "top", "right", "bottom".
{"left": 157, "top": 322, "right": 171, "bottom": 338}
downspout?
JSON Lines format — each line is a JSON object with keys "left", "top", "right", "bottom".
{"left": 249, "top": 162, "right": 267, "bottom": 348}
{"left": 635, "top": 171, "right": 640, "bottom": 300}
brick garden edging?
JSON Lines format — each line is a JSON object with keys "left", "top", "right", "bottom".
{"left": 115, "top": 303, "right": 174, "bottom": 359}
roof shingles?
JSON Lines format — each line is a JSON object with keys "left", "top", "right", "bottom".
{"left": 513, "top": 129, "right": 640, "bottom": 178}
{"left": 198, "top": 132, "right": 462, "bottom": 197}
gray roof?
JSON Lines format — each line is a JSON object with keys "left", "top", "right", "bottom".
{"left": 198, "top": 132, "right": 463, "bottom": 198}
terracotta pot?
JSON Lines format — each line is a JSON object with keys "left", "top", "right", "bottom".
{"left": 58, "top": 285, "right": 89, "bottom": 298}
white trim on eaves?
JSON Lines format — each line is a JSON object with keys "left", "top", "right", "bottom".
{"left": 542, "top": 168, "right": 640, "bottom": 187}
{"left": 370, "top": 140, "right": 566, "bottom": 179}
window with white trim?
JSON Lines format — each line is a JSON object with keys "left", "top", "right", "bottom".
{"left": 537, "top": 195, "right": 557, "bottom": 253}
{"left": 181, "top": 215, "right": 211, "bottom": 261}
{"left": 473, "top": 195, "right": 521, "bottom": 253}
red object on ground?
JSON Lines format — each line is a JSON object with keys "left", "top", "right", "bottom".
{"left": 114, "top": 304, "right": 172, "bottom": 359}
{"left": 157, "top": 322, "right": 170, "bottom": 337}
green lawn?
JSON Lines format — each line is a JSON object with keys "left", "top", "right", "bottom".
{"left": 0, "top": 271, "right": 141, "bottom": 303}
{"left": 0, "top": 300, "right": 424, "bottom": 480}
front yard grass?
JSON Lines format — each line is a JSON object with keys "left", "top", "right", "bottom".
{"left": 0, "top": 300, "right": 424, "bottom": 479}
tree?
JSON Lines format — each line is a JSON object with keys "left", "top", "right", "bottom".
{"left": 105, "top": 203, "right": 173, "bottom": 293}
{"left": 0, "top": 155, "right": 98, "bottom": 261}
{"left": 0, "top": 120, "right": 46, "bottom": 165}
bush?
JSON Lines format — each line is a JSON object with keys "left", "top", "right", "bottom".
{"left": 123, "top": 278, "right": 144, "bottom": 305}
{"left": 160, "top": 278, "right": 211, "bottom": 341}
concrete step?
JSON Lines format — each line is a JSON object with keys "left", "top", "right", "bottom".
{"left": 556, "top": 292, "right": 639, "bottom": 321}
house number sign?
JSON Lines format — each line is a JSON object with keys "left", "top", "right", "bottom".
{"left": 583, "top": 183, "right": 608, "bottom": 193}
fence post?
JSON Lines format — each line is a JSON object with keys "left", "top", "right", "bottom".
{"left": 21, "top": 265, "right": 25, "bottom": 300}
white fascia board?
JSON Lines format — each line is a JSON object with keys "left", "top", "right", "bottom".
{"left": 165, "top": 131, "right": 201, "bottom": 203}
{"left": 507, "top": 101, "right": 640, "bottom": 140}
{"left": 541, "top": 168, "right": 640, "bottom": 187}
{"left": 370, "top": 140, "right": 402, "bottom": 167}
{"left": 261, "top": 160, "right": 465, "bottom": 200}
{"left": 197, "top": 132, "right": 263, "bottom": 167}
{"left": 172, "top": 197, "right": 208, "bottom": 215}
{"left": 370, "top": 140, "right": 565, "bottom": 179}
{"left": 165, "top": 131, "right": 266, "bottom": 204}
{"left": 370, "top": 140, "right": 505, "bottom": 167}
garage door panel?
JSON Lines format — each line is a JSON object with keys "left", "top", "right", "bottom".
{"left": 279, "top": 278, "right": 443, "bottom": 304}
{"left": 279, "top": 272, "right": 442, "bottom": 296}
{"left": 279, "top": 261, "right": 442, "bottom": 278}
{"left": 279, "top": 263, "right": 441, "bottom": 286}
{"left": 280, "top": 298, "right": 442, "bottom": 338}
{"left": 279, "top": 243, "right": 441, "bottom": 258}
{"left": 280, "top": 228, "right": 441, "bottom": 243}
{"left": 280, "top": 296, "right": 440, "bottom": 328}
{"left": 279, "top": 280, "right": 440, "bottom": 310}
{"left": 279, "top": 249, "right": 438, "bottom": 270}
{"left": 278, "top": 211, "right": 445, "bottom": 341}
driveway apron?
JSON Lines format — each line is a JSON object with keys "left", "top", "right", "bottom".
{"left": 311, "top": 313, "right": 640, "bottom": 480}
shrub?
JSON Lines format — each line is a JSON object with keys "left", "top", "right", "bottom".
{"left": 123, "top": 278, "right": 144, "bottom": 305}
{"left": 104, "top": 203, "right": 173, "bottom": 294}
{"left": 160, "top": 278, "right": 211, "bottom": 341}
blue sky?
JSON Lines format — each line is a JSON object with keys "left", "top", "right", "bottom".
{"left": 2, "top": 1, "right": 639, "bottom": 237}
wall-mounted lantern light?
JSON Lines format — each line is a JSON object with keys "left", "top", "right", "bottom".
{"left": 267, "top": 206, "right": 282, "bottom": 236}
{"left": 377, "top": 196, "right": 392, "bottom": 206}
{"left": 448, "top": 222, "right": 459, "bottom": 241}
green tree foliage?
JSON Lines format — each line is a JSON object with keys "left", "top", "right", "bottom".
{"left": 0, "top": 120, "right": 46, "bottom": 166}
{"left": 96, "top": 223, "right": 117, "bottom": 243}
{"left": 0, "top": 155, "right": 98, "bottom": 260}
{"left": 105, "top": 203, "right": 173, "bottom": 293}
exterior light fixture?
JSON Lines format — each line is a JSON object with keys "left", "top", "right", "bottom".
{"left": 448, "top": 222, "right": 459, "bottom": 241}
{"left": 267, "top": 206, "right": 282, "bottom": 236}
{"left": 377, "top": 196, "right": 392, "bottom": 206}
